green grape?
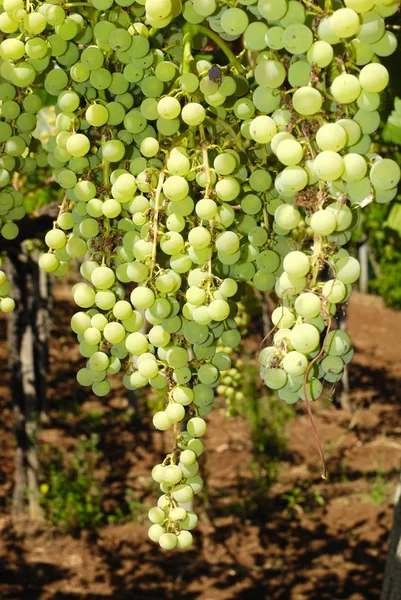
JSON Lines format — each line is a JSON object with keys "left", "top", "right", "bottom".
{"left": 220, "top": 7, "right": 249, "bottom": 36}
{"left": 292, "top": 87, "right": 323, "bottom": 115}
{"left": 335, "top": 256, "right": 361, "bottom": 284}
{"left": 283, "top": 251, "right": 310, "bottom": 277}
{"left": 258, "top": 0, "right": 287, "bottom": 20}
{"left": 280, "top": 0, "right": 305, "bottom": 26}
{"left": 359, "top": 63, "right": 389, "bottom": 92}
{"left": 370, "top": 158, "right": 400, "bottom": 190}
{"left": 244, "top": 22, "right": 268, "bottom": 51}
{"left": 330, "top": 7, "right": 360, "bottom": 38}
{"left": 325, "top": 330, "right": 351, "bottom": 356}
{"left": 249, "top": 115, "right": 277, "bottom": 144}
{"left": 178, "top": 72, "right": 199, "bottom": 93}
{"left": 14, "top": 0, "right": 398, "bottom": 550}
{"left": 181, "top": 103, "right": 205, "bottom": 126}
{"left": 358, "top": 11, "right": 385, "bottom": 44}
{"left": 254, "top": 60, "right": 286, "bottom": 89}
{"left": 276, "top": 139, "right": 304, "bottom": 166}
{"left": 316, "top": 124, "right": 347, "bottom": 152}
{"left": 310, "top": 209, "right": 337, "bottom": 235}
{"left": 314, "top": 151, "right": 344, "bottom": 182}
{"left": 1, "top": 38, "right": 25, "bottom": 60}
{"left": 337, "top": 120, "right": 363, "bottom": 146}
{"left": 282, "top": 23, "right": 313, "bottom": 54}
{"left": 265, "top": 26, "right": 285, "bottom": 50}
{"left": 353, "top": 109, "right": 380, "bottom": 134}
{"left": 307, "top": 40, "right": 334, "bottom": 68}
{"left": 370, "top": 31, "right": 397, "bottom": 57}
{"left": 290, "top": 323, "right": 320, "bottom": 353}
{"left": 288, "top": 60, "right": 311, "bottom": 88}
{"left": 157, "top": 96, "right": 181, "bottom": 120}
{"left": 66, "top": 133, "right": 90, "bottom": 158}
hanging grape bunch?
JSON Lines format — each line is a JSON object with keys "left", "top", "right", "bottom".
{"left": 0, "top": 0, "right": 399, "bottom": 549}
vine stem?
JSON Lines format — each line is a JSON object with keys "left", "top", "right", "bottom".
{"left": 150, "top": 171, "right": 165, "bottom": 277}
{"left": 191, "top": 24, "right": 245, "bottom": 73}
{"left": 182, "top": 28, "right": 194, "bottom": 75}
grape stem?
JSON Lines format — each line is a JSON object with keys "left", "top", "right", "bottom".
{"left": 150, "top": 171, "right": 165, "bottom": 278}
{"left": 64, "top": 2, "right": 93, "bottom": 6}
{"left": 192, "top": 24, "right": 245, "bottom": 74}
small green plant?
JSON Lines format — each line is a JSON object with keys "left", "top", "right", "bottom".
{"left": 282, "top": 486, "right": 306, "bottom": 512}
{"left": 312, "top": 487, "right": 326, "bottom": 507}
{"left": 368, "top": 472, "right": 387, "bottom": 506}
{"left": 125, "top": 488, "right": 151, "bottom": 521}
{"left": 39, "top": 434, "right": 104, "bottom": 531}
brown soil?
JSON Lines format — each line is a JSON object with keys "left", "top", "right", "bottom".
{"left": 0, "top": 288, "right": 401, "bottom": 600}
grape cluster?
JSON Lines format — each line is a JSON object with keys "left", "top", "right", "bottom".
{"left": 1, "top": 0, "right": 399, "bottom": 548}
{"left": 0, "top": 76, "right": 43, "bottom": 241}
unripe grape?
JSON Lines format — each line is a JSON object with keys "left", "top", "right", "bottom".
{"left": 180, "top": 449, "right": 197, "bottom": 466}
{"left": 103, "top": 322, "right": 125, "bottom": 344}
{"left": 282, "top": 351, "right": 308, "bottom": 376}
{"left": 314, "top": 151, "right": 344, "bottom": 181}
{"left": 172, "top": 484, "right": 194, "bottom": 503}
{"left": 153, "top": 411, "right": 172, "bottom": 431}
{"left": 283, "top": 251, "right": 310, "bottom": 277}
{"left": 148, "top": 524, "right": 164, "bottom": 543}
{"left": 272, "top": 307, "right": 295, "bottom": 329}
{"left": 157, "top": 96, "right": 181, "bottom": 120}
{"left": 152, "top": 465, "right": 166, "bottom": 483}
{"left": 208, "top": 299, "right": 230, "bottom": 321}
{"left": 126, "top": 331, "right": 149, "bottom": 355}
{"left": 262, "top": 368, "right": 287, "bottom": 390}
{"left": 331, "top": 74, "right": 361, "bottom": 104}
{"left": 1, "top": 298, "right": 15, "bottom": 312}
{"left": 39, "top": 253, "right": 60, "bottom": 273}
{"left": 165, "top": 402, "right": 186, "bottom": 422}
{"left": 335, "top": 256, "right": 361, "bottom": 284}
{"left": 322, "top": 279, "right": 346, "bottom": 303}
{"left": 249, "top": 115, "right": 277, "bottom": 144}
{"left": 66, "top": 133, "right": 90, "bottom": 158}
{"left": 163, "top": 464, "right": 182, "bottom": 484}
{"left": 310, "top": 210, "right": 337, "bottom": 235}
{"left": 187, "top": 417, "right": 207, "bottom": 437}
{"left": 148, "top": 507, "right": 165, "bottom": 524}
{"left": 181, "top": 103, "right": 206, "bottom": 126}
{"left": 290, "top": 323, "right": 320, "bottom": 353}
{"left": 159, "top": 533, "right": 177, "bottom": 550}
{"left": 173, "top": 386, "right": 194, "bottom": 406}
{"left": 330, "top": 8, "right": 360, "bottom": 38}
{"left": 294, "top": 293, "right": 321, "bottom": 319}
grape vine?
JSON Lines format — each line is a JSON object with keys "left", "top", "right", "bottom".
{"left": 0, "top": 0, "right": 400, "bottom": 549}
